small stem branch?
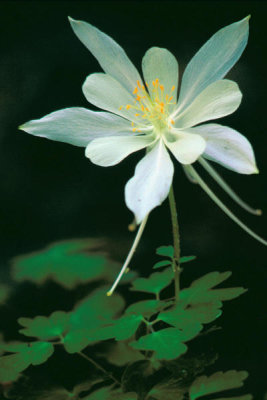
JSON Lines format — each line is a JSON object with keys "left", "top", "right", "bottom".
{"left": 78, "top": 351, "right": 121, "bottom": 386}
{"left": 168, "top": 185, "right": 181, "bottom": 302}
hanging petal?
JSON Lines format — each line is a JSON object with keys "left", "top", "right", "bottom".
{"left": 19, "top": 107, "right": 134, "bottom": 147}
{"left": 82, "top": 73, "right": 147, "bottom": 124}
{"left": 142, "top": 47, "right": 179, "bottom": 107}
{"left": 189, "top": 123, "right": 258, "bottom": 174}
{"left": 125, "top": 140, "right": 174, "bottom": 223}
{"left": 177, "top": 16, "right": 249, "bottom": 113}
{"left": 173, "top": 80, "right": 242, "bottom": 128}
{"left": 165, "top": 132, "right": 206, "bottom": 164}
{"left": 85, "top": 134, "right": 155, "bottom": 167}
{"left": 68, "top": 17, "right": 142, "bottom": 93}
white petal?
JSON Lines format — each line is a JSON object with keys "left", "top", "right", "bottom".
{"left": 177, "top": 16, "right": 249, "bottom": 113}
{"left": 125, "top": 140, "right": 174, "bottom": 223}
{"left": 165, "top": 132, "right": 206, "bottom": 164}
{"left": 142, "top": 47, "right": 179, "bottom": 106}
{"left": 85, "top": 135, "right": 154, "bottom": 167}
{"left": 82, "top": 73, "right": 145, "bottom": 124}
{"left": 174, "top": 80, "right": 242, "bottom": 129}
{"left": 190, "top": 123, "right": 258, "bottom": 174}
{"left": 68, "top": 17, "right": 142, "bottom": 93}
{"left": 19, "top": 107, "right": 134, "bottom": 147}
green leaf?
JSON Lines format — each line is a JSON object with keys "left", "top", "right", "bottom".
{"left": 106, "top": 342, "right": 145, "bottom": 366}
{"left": 70, "top": 287, "right": 125, "bottom": 331}
{"left": 63, "top": 313, "right": 143, "bottom": 354}
{"left": 148, "top": 381, "right": 186, "bottom": 400}
{"left": 180, "top": 256, "right": 196, "bottom": 264}
{"left": 159, "top": 302, "right": 222, "bottom": 334}
{"left": 210, "top": 396, "right": 252, "bottom": 400}
{"left": 18, "top": 311, "right": 71, "bottom": 340}
{"left": 63, "top": 325, "right": 117, "bottom": 354}
{"left": 130, "top": 269, "right": 173, "bottom": 295}
{"left": 153, "top": 260, "right": 172, "bottom": 270}
{"left": 153, "top": 256, "right": 196, "bottom": 270}
{"left": 34, "top": 388, "right": 73, "bottom": 400}
{"left": 0, "top": 284, "right": 10, "bottom": 304}
{"left": 180, "top": 272, "right": 247, "bottom": 305}
{"left": 130, "top": 328, "right": 188, "bottom": 360}
{"left": 0, "top": 341, "right": 54, "bottom": 383}
{"left": 189, "top": 370, "right": 249, "bottom": 400}
{"left": 83, "top": 386, "right": 137, "bottom": 400}
{"left": 156, "top": 246, "right": 174, "bottom": 258}
{"left": 12, "top": 238, "right": 121, "bottom": 289}
{"left": 126, "top": 300, "right": 173, "bottom": 317}
{"left": 111, "top": 314, "right": 144, "bottom": 341}
{"left": 158, "top": 272, "right": 246, "bottom": 336}
{"left": 36, "top": 380, "right": 103, "bottom": 400}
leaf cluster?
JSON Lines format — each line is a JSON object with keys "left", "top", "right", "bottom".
{"left": 0, "top": 242, "right": 251, "bottom": 400}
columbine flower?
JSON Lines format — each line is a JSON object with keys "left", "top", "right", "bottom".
{"left": 20, "top": 16, "right": 266, "bottom": 248}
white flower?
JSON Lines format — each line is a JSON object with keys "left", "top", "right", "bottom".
{"left": 20, "top": 16, "right": 266, "bottom": 245}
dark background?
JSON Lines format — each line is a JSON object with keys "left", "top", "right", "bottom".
{"left": 0, "top": 0, "right": 266, "bottom": 398}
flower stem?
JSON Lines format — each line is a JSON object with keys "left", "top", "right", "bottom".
{"left": 168, "top": 185, "right": 181, "bottom": 302}
{"left": 78, "top": 351, "right": 121, "bottom": 386}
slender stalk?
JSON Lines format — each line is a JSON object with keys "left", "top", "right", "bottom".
{"left": 107, "top": 214, "right": 148, "bottom": 296}
{"left": 199, "top": 157, "right": 262, "bottom": 215}
{"left": 78, "top": 351, "right": 121, "bottom": 385}
{"left": 186, "top": 165, "right": 267, "bottom": 245}
{"left": 168, "top": 185, "right": 181, "bottom": 301}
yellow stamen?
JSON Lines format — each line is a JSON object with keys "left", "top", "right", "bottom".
{"left": 126, "top": 105, "right": 131, "bottom": 109}
{"left": 160, "top": 84, "right": 164, "bottom": 91}
{"left": 133, "top": 87, "right": 138, "bottom": 94}
{"left": 119, "top": 106, "right": 123, "bottom": 110}
{"left": 171, "top": 85, "right": 175, "bottom": 91}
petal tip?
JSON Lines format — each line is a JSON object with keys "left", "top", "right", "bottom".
{"left": 18, "top": 123, "right": 28, "bottom": 131}
{"left": 68, "top": 16, "right": 77, "bottom": 24}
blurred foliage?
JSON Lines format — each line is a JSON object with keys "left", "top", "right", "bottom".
{"left": 189, "top": 370, "right": 252, "bottom": 399}
{"left": 11, "top": 239, "right": 136, "bottom": 289}
{"left": 0, "top": 285, "right": 10, "bottom": 305}
{"left": 0, "top": 240, "right": 252, "bottom": 399}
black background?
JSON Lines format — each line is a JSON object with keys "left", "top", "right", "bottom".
{"left": 0, "top": 0, "right": 266, "bottom": 398}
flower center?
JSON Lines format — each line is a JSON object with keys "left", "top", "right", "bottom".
{"left": 119, "top": 79, "right": 176, "bottom": 133}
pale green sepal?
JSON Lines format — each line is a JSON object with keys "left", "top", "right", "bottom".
{"left": 68, "top": 17, "right": 142, "bottom": 93}
{"left": 174, "top": 80, "right": 242, "bottom": 129}
{"left": 82, "top": 73, "right": 146, "bottom": 123}
{"left": 142, "top": 47, "right": 179, "bottom": 106}
{"left": 19, "top": 108, "right": 135, "bottom": 147}
{"left": 191, "top": 123, "right": 258, "bottom": 174}
{"left": 177, "top": 16, "right": 249, "bottom": 113}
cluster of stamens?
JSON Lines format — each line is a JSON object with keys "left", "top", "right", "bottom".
{"left": 119, "top": 79, "right": 176, "bottom": 132}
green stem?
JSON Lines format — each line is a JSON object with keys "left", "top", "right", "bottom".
{"left": 78, "top": 351, "right": 121, "bottom": 386}
{"left": 168, "top": 185, "right": 181, "bottom": 302}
